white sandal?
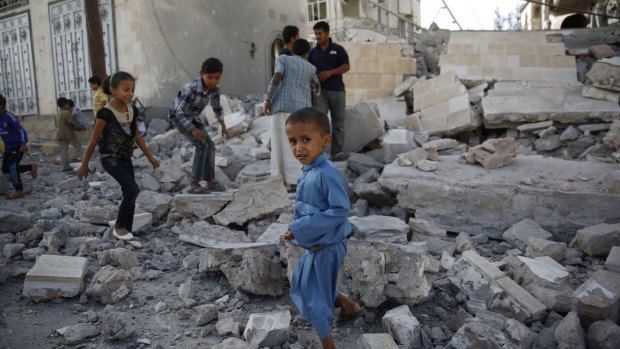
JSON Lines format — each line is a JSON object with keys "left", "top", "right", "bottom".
{"left": 113, "top": 228, "right": 134, "bottom": 240}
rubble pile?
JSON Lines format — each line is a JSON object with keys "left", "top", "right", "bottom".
{"left": 0, "top": 27, "right": 619, "bottom": 348}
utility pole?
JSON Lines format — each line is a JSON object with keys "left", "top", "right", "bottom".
{"left": 84, "top": 0, "right": 107, "bottom": 80}
{"left": 441, "top": 0, "right": 463, "bottom": 30}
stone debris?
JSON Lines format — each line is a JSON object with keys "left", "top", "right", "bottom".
{"left": 587, "top": 57, "right": 620, "bottom": 92}
{"left": 349, "top": 215, "right": 409, "bottom": 244}
{"left": 358, "top": 333, "right": 400, "bottom": 349}
{"left": 555, "top": 311, "right": 586, "bottom": 349}
{"left": 502, "top": 219, "right": 553, "bottom": 252}
{"left": 382, "top": 305, "right": 422, "bottom": 348}
{"left": 0, "top": 208, "right": 33, "bottom": 232}
{"left": 586, "top": 319, "right": 620, "bottom": 349}
{"left": 179, "top": 220, "right": 251, "bottom": 247}
{"left": 86, "top": 266, "right": 133, "bottom": 304}
{"left": 243, "top": 310, "right": 290, "bottom": 348}
{"left": 56, "top": 323, "right": 100, "bottom": 345}
{"left": 462, "top": 137, "right": 517, "bottom": 169}
{"left": 23, "top": 255, "right": 88, "bottom": 300}
{"left": 108, "top": 212, "right": 152, "bottom": 233}
{"left": 570, "top": 223, "right": 620, "bottom": 257}
{"left": 572, "top": 269, "right": 620, "bottom": 326}
{"left": 195, "top": 304, "right": 218, "bottom": 326}
{"left": 606, "top": 246, "right": 620, "bottom": 274}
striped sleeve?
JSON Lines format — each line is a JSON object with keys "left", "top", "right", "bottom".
{"left": 8, "top": 112, "right": 27, "bottom": 145}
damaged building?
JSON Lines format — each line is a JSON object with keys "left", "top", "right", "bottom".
{"left": 1, "top": 0, "right": 620, "bottom": 348}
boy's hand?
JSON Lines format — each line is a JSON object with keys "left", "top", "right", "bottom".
{"left": 21, "top": 144, "right": 29, "bottom": 153}
{"left": 190, "top": 127, "right": 206, "bottom": 143}
{"left": 283, "top": 230, "right": 294, "bottom": 241}
{"left": 148, "top": 156, "right": 160, "bottom": 170}
{"left": 263, "top": 101, "right": 271, "bottom": 115}
{"left": 77, "top": 165, "right": 89, "bottom": 180}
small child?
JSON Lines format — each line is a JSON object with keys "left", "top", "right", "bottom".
{"left": 88, "top": 75, "right": 109, "bottom": 119}
{"left": 56, "top": 97, "right": 82, "bottom": 171}
{"left": 0, "top": 94, "right": 37, "bottom": 199}
{"left": 77, "top": 72, "right": 159, "bottom": 240}
{"left": 283, "top": 107, "right": 361, "bottom": 349}
{"left": 168, "top": 57, "right": 228, "bottom": 194}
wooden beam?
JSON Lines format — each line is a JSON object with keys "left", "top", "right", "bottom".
{"left": 84, "top": 0, "right": 107, "bottom": 80}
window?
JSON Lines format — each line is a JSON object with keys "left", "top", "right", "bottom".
{"left": 307, "top": 0, "right": 327, "bottom": 21}
{"left": 0, "top": 0, "right": 27, "bottom": 11}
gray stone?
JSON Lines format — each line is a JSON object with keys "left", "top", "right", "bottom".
{"left": 408, "top": 218, "right": 446, "bottom": 238}
{"left": 603, "top": 120, "right": 620, "bottom": 150}
{"left": 397, "top": 147, "right": 429, "bottom": 167}
{"left": 250, "top": 145, "right": 270, "bottom": 160}
{"left": 358, "top": 333, "right": 399, "bottom": 349}
{"left": 63, "top": 237, "right": 102, "bottom": 256}
{"left": 502, "top": 219, "right": 553, "bottom": 251}
{"left": 136, "top": 191, "right": 172, "bottom": 221}
{"left": 101, "top": 309, "right": 137, "bottom": 340}
{"left": 494, "top": 276, "right": 547, "bottom": 322}
{"left": 139, "top": 173, "right": 161, "bottom": 192}
{"left": 56, "top": 323, "right": 100, "bottom": 345}
{"left": 462, "top": 138, "right": 517, "bottom": 169}
{"left": 353, "top": 182, "right": 396, "bottom": 207}
{"left": 216, "top": 316, "right": 241, "bottom": 336}
{"left": 572, "top": 269, "right": 620, "bottom": 326}
{"left": 349, "top": 215, "right": 408, "bottom": 244}
{"left": 590, "top": 44, "right": 615, "bottom": 59}
{"left": 537, "top": 327, "right": 557, "bottom": 349}
{"left": 147, "top": 117, "right": 170, "bottom": 134}
{"left": 243, "top": 310, "right": 290, "bottom": 348}
{"left": 76, "top": 202, "right": 117, "bottom": 224}
{"left": 555, "top": 311, "right": 586, "bottom": 349}
{"left": 195, "top": 304, "right": 218, "bottom": 326}
{"left": 450, "top": 321, "right": 512, "bottom": 349}
{"left": 107, "top": 212, "right": 152, "bottom": 233}
{"left": 235, "top": 159, "right": 271, "bottom": 184}
{"left": 0, "top": 208, "right": 32, "bottom": 232}
{"left": 347, "top": 152, "right": 384, "bottom": 175}
{"left": 22, "top": 247, "right": 45, "bottom": 261}
{"left": 422, "top": 237, "right": 456, "bottom": 256}
{"left": 40, "top": 208, "right": 62, "bottom": 219}
{"left": 560, "top": 125, "right": 581, "bottom": 141}
{"left": 382, "top": 305, "right": 422, "bottom": 348}
{"left": 512, "top": 256, "right": 573, "bottom": 312}
{"left": 98, "top": 248, "right": 139, "bottom": 269}
{"left": 383, "top": 129, "right": 418, "bottom": 163}
{"left": 154, "top": 301, "right": 167, "bottom": 313}
{"left": 178, "top": 276, "right": 194, "bottom": 301}
{"left": 603, "top": 171, "right": 620, "bottom": 193}
{"left": 213, "top": 176, "right": 291, "bottom": 226}
{"left": 393, "top": 76, "right": 419, "bottom": 97}
{"left": 538, "top": 126, "right": 558, "bottom": 139}
{"left": 212, "top": 337, "right": 250, "bottom": 349}
{"left": 587, "top": 319, "right": 620, "bottom": 349}
{"left": 505, "top": 318, "right": 535, "bottom": 349}
{"left": 564, "top": 136, "right": 596, "bottom": 159}
{"left": 23, "top": 255, "right": 88, "bottom": 300}
{"left": 525, "top": 236, "right": 567, "bottom": 262}
{"left": 422, "top": 138, "right": 459, "bottom": 151}
{"left": 221, "top": 248, "right": 284, "bottom": 296}
{"left": 455, "top": 232, "right": 474, "bottom": 253}
{"left": 199, "top": 242, "right": 276, "bottom": 273}
{"left": 343, "top": 102, "right": 385, "bottom": 153}
{"left": 39, "top": 228, "right": 68, "bottom": 252}
{"left": 0, "top": 233, "right": 13, "bottom": 251}
{"left": 535, "top": 135, "right": 563, "bottom": 152}
{"left": 3, "top": 243, "right": 25, "bottom": 259}
{"left": 571, "top": 223, "right": 620, "bottom": 257}
{"left": 257, "top": 223, "right": 287, "bottom": 244}
{"left": 415, "top": 159, "right": 438, "bottom": 172}
{"left": 578, "top": 123, "right": 610, "bottom": 134}
{"left": 581, "top": 85, "right": 620, "bottom": 103}
{"left": 606, "top": 246, "right": 620, "bottom": 274}
{"left": 179, "top": 221, "right": 251, "bottom": 247}
{"left": 587, "top": 57, "right": 620, "bottom": 92}
{"left": 86, "top": 266, "right": 133, "bottom": 304}
{"left": 517, "top": 121, "right": 553, "bottom": 133}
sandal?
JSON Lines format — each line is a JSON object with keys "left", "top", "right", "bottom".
{"left": 187, "top": 186, "right": 209, "bottom": 194}
{"left": 206, "top": 182, "right": 225, "bottom": 192}
{"left": 336, "top": 307, "right": 366, "bottom": 326}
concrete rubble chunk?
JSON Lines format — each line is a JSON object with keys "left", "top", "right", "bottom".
{"left": 582, "top": 85, "right": 620, "bottom": 103}
{"left": 23, "top": 255, "right": 88, "bottom": 300}
{"left": 98, "top": 248, "right": 140, "bottom": 269}
{"left": 572, "top": 269, "right": 620, "bottom": 326}
{"left": 199, "top": 242, "right": 276, "bottom": 273}
{"left": 235, "top": 160, "right": 271, "bottom": 184}
{"left": 223, "top": 111, "right": 252, "bottom": 137}
{"left": 590, "top": 44, "right": 615, "bottom": 59}
{"left": 357, "top": 333, "right": 400, "bottom": 349}
{"left": 212, "top": 337, "right": 250, "bottom": 349}
{"left": 382, "top": 129, "right": 418, "bottom": 163}
{"left": 456, "top": 232, "right": 474, "bottom": 253}
{"left": 3, "top": 243, "right": 25, "bottom": 259}
{"left": 381, "top": 305, "right": 422, "bottom": 348}
{"left": 108, "top": 213, "right": 152, "bottom": 233}
{"left": 463, "top": 137, "right": 517, "bottom": 169}
{"left": 178, "top": 276, "right": 194, "bottom": 302}
{"left": 179, "top": 221, "right": 251, "bottom": 247}
{"left": 101, "top": 309, "right": 137, "bottom": 340}
{"left": 502, "top": 219, "right": 553, "bottom": 252}
{"left": 347, "top": 152, "right": 383, "bottom": 175}
{"left": 408, "top": 218, "right": 447, "bottom": 238}
{"left": 213, "top": 176, "right": 291, "bottom": 226}
{"left": 349, "top": 215, "right": 409, "bottom": 244}
{"left": 516, "top": 121, "right": 553, "bottom": 133}
{"left": 450, "top": 321, "right": 512, "bottom": 349}
{"left": 586, "top": 319, "right": 620, "bottom": 349}
{"left": 606, "top": 246, "right": 620, "bottom": 274}
{"left": 353, "top": 182, "right": 396, "bottom": 208}
{"left": 56, "top": 323, "right": 100, "bottom": 345}
{"left": 243, "top": 310, "right": 291, "bottom": 348}
{"left": 570, "top": 223, "right": 620, "bottom": 257}
{"left": 603, "top": 171, "right": 620, "bottom": 193}
{"left": 525, "top": 236, "right": 567, "bottom": 262}
{"left": 513, "top": 256, "right": 572, "bottom": 312}
{"left": 422, "top": 237, "right": 456, "bottom": 256}
{"left": 393, "top": 76, "right": 419, "bottom": 97}
{"left": 195, "top": 304, "right": 218, "bottom": 326}
{"left": 216, "top": 316, "right": 241, "bottom": 337}
{"left": 415, "top": 159, "right": 438, "bottom": 172}
{"left": 86, "top": 265, "right": 133, "bottom": 304}
{"left": 0, "top": 208, "right": 32, "bottom": 232}
{"left": 397, "top": 147, "right": 429, "bottom": 167}
{"left": 136, "top": 191, "right": 173, "bottom": 222}
{"left": 587, "top": 57, "right": 620, "bottom": 92}
{"left": 462, "top": 250, "right": 505, "bottom": 281}
{"left": 76, "top": 202, "right": 117, "bottom": 224}
{"left": 422, "top": 138, "right": 459, "bottom": 151}
{"left": 555, "top": 311, "right": 586, "bottom": 349}
{"left": 604, "top": 120, "right": 620, "bottom": 150}
{"left": 494, "top": 276, "right": 547, "bottom": 322}
{"left": 343, "top": 103, "right": 386, "bottom": 153}
{"left": 221, "top": 248, "right": 284, "bottom": 296}
{"left": 560, "top": 125, "right": 581, "bottom": 141}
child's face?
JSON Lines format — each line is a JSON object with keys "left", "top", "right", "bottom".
{"left": 89, "top": 83, "right": 99, "bottom": 91}
{"left": 200, "top": 71, "right": 222, "bottom": 91}
{"left": 61, "top": 103, "right": 71, "bottom": 110}
{"left": 285, "top": 121, "right": 331, "bottom": 165}
{"left": 110, "top": 79, "right": 135, "bottom": 105}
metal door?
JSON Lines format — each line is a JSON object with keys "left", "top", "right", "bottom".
{"left": 0, "top": 12, "right": 38, "bottom": 116}
{"left": 50, "top": 0, "right": 116, "bottom": 110}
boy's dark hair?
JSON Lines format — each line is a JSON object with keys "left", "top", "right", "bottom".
{"left": 88, "top": 76, "right": 102, "bottom": 85}
{"left": 286, "top": 107, "right": 331, "bottom": 136}
{"left": 313, "top": 21, "right": 330, "bottom": 32}
{"left": 282, "top": 25, "right": 299, "bottom": 44}
{"left": 56, "top": 97, "right": 69, "bottom": 108}
{"left": 67, "top": 99, "right": 75, "bottom": 107}
{"left": 292, "top": 38, "right": 311, "bottom": 56}
{"left": 102, "top": 71, "right": 136, "bottom": 95}
{"left": 0, "top": 94, "right": 5, "bottom": 109}
{"left": 201, "top": 58, "right": 223, "bottom": 74}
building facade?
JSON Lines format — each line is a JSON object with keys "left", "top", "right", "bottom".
{"left": 520, "top": 0, "right": 617, "bottom": 30}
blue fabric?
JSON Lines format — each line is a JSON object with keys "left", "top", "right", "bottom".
{"left": 289, "top": 153, "right": 351, "bottom": 340}
{"left": 308, "top": 39, "right": 349, "bottom": 92}
{"left": 0, "top": 111, "right": 28, "bottom": 151}
{"left": 71, "top": 106, "right": 86, "bottom": 126}
{"left": 168, "top": 77, "right": 224, "bottom": 131}
{"left": 266, "top": 55, "right": 319, "bottom": 114}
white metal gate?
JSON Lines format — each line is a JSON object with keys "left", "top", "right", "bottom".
{"left": 0, "top": 12, "right": 38, "bottom": 116}
{"left": 49, "top": 0, "right": 116, "bottom": 110}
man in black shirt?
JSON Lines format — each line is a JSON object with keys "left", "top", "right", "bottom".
{"left": 308, "top": 21, "right": 350, "bottom": 160}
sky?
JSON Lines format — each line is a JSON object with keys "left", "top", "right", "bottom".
{"left": 421, "top": 0, "right": 525, "bottom": 30}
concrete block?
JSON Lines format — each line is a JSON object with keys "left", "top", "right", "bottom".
{"left": 572, "top": 269, "right": 620, "bottom": 326}
{"left": 243, "top": 310, "right": 291, "bottom": 348}
{"left": 496, "top": 276, "right": 547, "bottom": 321}
{"left": 606, "top": 246, "right": 620, "bottom": 274}
{"left": 502, "top": 219, "right": 553, "bottom": 251}
{"left": 358, "top": 333, "right": 399, "bottom": 349}
{"left": 382, "top": 305, "right": 422, "bottom": 348}
{"left": 24, "top": 255, "right": 88, "bottom": 299}
{"left": 571, "top": 223, "right": 620, "bottom": 257}
{"left": 462, "top": 250, "right": 505, "bottom": 281}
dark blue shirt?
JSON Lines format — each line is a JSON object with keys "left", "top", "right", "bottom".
{"left": 0, "top": 111, "right": 28, "bottom": 151}
{"left": 308, "top": 39, "right": 349, "bottom": 92}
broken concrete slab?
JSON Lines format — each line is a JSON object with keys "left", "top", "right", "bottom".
{"left": 502, "top": 219, "right": 553, "bottom": 252}
{"left": 198, "top": 242, "right": 277, "bottom": 273}
{"left": 570, "top": 223, "right": 620, "bottom": 257}
{"left": 516, "top": 121, "right": 554, "bottom": 133}
{"left": 0, "top": 208, "right": 33, "bottom": 232}
{"left": 86, "top": 265, "right": 133, "bottom": 304}
{"left": 382, "top": 129, "right": 418, "bottom": 163}
{"left": 604, "top": 120, "right": 620, "bottom": 150}
{"left": 379, "top": 155, "right": 620, "bottom": 240}
{"left": 572, "top": 269, "right": 620, "bottom": 326}
{"left": 482, "top": 83, "right": 620, "bottom": 128}
{"left": 256, "top": 223, "right": 287, "bottom": 244}
{"left": 235, "top": 159, "right": 272, "bottom": 184}
{"left": 382, "top": 305, "right": 422, "bottom": 348}
{"left": 213, "top": 176, "right": 291, "bottom": 226}
{"left": 349, "top": 215, "right": 409, "bottom": 244}
{"left": 56, "top": 323, "right": 100, "bottom": 345}
{"left": 243, "top": 310, "right": 290, "bottom": 348}
{"left": 525, "top": 236, "right": 567, "bottom": 262}
{"left": 23, "top": 255, "right": 88, "bottom": 300}
{"left": 357, "top": 333, "right": 400, "bottom": 349}
{"left": 221, "top": 248, "right": 284, "bottom": 296}
{"left": 586, "top": 319, "right": 620, "bottom": 349}
{"left": 347, "top": 152, "right": 384, "bottom": 175}
{"left": 173, "top": 192, "right": 232, "bottom": 220}
{"left": 462, "top": 137, "right": 517, "bottom": 169}
{"left": 108, "top": 212, "right": 152, "bottom": 233}
{"left": 179, "top": 221, "right": 251, "bottom": 247}
{"left": 494, "top": 276, "right": 547, "bottom": 322}
{"left": 512, "top": 256, "right": 573, "bottom": 312}
{"left": 98, "top": 248, "right": 140, "bottom": 269}
{"left": 555, "top": 311, "right": 586, "bottom": 349}
{"left": 606, "top": 246, "right": 620, "bottom": 274}
{"left": 582, "top": 85, "right": 620, "bottom": 103}
{"left": 136, "top": 191, "right": 173, "bottom": 222}
{"left": 368, "top": 96, "right": 407, "bottom": 128}
{"left": 343, "top": 102, "right": 385, "bottom": 154}
{"left": 587, "top": 57, "right": 620, "bottom": 92}
{"left": 408, "top": 218, "right": 446, "bottom": 238}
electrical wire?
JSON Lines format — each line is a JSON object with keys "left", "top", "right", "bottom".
{"left": 523, "top": 0, "right": 620, "bottom": 20}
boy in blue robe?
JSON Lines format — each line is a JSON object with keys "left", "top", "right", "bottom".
{"left": 283, "top": 107, "right": 361, "bottom": 348}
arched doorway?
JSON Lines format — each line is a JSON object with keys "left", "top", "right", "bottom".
{"left": 270, "top": 38, "right": 284, "bottom": 76}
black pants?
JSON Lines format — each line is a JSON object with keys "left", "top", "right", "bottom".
{"left": 101, "top": 156, "right": 140, "bottom": 232}
{"left": 2, "top": 149, "right": 31, "bottom": 191}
